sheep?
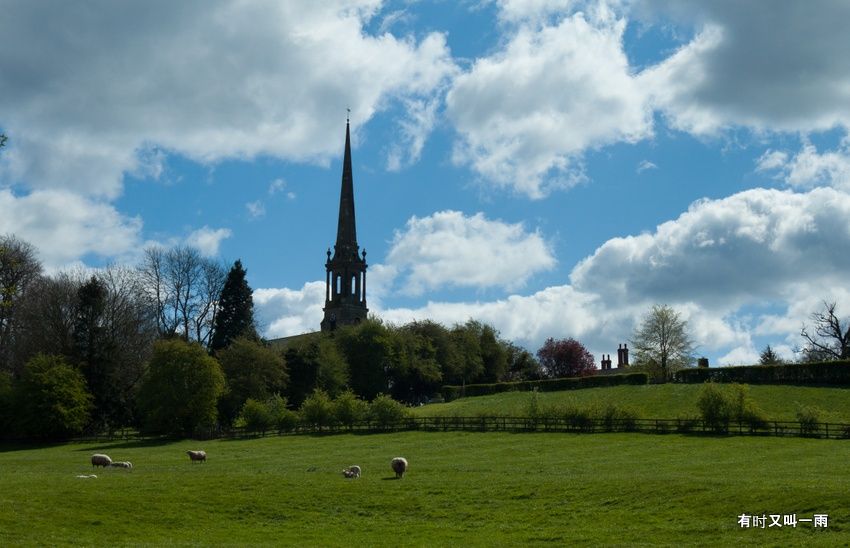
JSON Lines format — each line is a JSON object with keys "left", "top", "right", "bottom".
{"left": 342, "top": 465, "right": 361, "bottom": 479}
{"left": 390, "top": 457, "right": 408, "bottom": 479}
{"left": 110, "top": 461, "right": 133, "bottom": 469}
{"left": 91, "top": 454, "right": 112, "bottom": 468}
{"left": 186, "top": 450, "right": 207, "bottom": 463}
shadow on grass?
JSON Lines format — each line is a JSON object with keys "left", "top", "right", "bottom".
{"left": 380, "top": 476, "right": 402, "bottom": 481}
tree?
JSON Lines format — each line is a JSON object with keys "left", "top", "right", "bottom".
{"left": 217, "top": 337, "right": 288, "bottom": 426}
{"left": 404, "top": 320, "right": 463, "bottom": 384}
{"left": 210, "top": 259, "right": 257, "bottom": 353}
{"left": 137, "top": 339, "right": 225, "bottom": 436}
{"left": 0, "top": 234, "right": 42, "bottom": 372}
{"left": 504, "top": 342, "right": 543, "bottom": 381}
{"left": 332, "top": 390, "right": 369, "bottom": 429}
{"left": 299, "top": 388, "right": 335, "bottom": 430}
{"left": 631, "top": 304, "right": 695, "bottom": 380}
{"left": 450, "top": 322, "right": 484, "bottom": 387}
{"left": 9, "top": 272, "right": 79, "bottom": 374}
{"left": 335, "top": 319, "right": 394, "bottom": 400}
{"left": 138, "top": 245, "right": 226, "bottom": 347}
{"left": 391, "top": 326, "right": 442, "bottom": 404}
{"left": 14, "top": 354, "right": 93, "bottom": 438}
{"left": 800, "top": 301, "right": 850, "bottom": 361}
{"left": 759, "top": 345, "right": 783, "bottom": 365}
{"left": 284, "top": 334, "right": 349, "bottom": 407}
{"left": 536, "top": 337, "right": 595, "bottom": 378}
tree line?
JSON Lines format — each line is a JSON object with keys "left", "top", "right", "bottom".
{"left": 0, "top": 234, "right": 562, "bottom": 439}
{"left": 1, "top": 229, "right": 847, "bottom": 439}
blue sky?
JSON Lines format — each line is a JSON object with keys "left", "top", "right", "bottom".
{"left": 2, "top": 0, "right": 850, "bottom": 365}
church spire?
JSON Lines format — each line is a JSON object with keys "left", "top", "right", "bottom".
{"left": 335, "top": 118, "right": 357, "bottom": 255}
{"left": 321, "top": 116, "right": 368, "bottom": 332}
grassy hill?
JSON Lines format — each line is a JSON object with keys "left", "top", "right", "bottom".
{"left": 412, "top": 384, "right": 850, "bottom": 423}
{"left": 0, "top": 432, "right": 847, "bottom": 545}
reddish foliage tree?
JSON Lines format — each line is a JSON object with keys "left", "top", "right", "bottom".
{"left": 536, "top": 337, "right": 596, "bottom": 378}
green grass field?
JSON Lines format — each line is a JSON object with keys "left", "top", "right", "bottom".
{"left": 0, "top": 431, "right": 847, "bottom": 546}
{"left": 413, "top": 384, "right": 850, "bottom": 423}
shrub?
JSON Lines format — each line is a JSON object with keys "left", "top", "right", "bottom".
{"left": 332, "top": 390, "right": 369, "bottom": 430}
{"left": 267, "top": 394, "right": 299, "bottom": 432}
{"left": 369, "top": 393, "right": 408, "bottom": 429}
{"left": 676, "top": 360, "right": 850, "bottom": 386}
{"left": 240, "top": 398, "right": 273, "bottom": 434}
{"left": 300, "top": 389, "right": 335, "bottom": 431}
{"left": 796, "top": 405, "right": 823, "bottom": 436}
{"left": 597, "top": 403, "right": 641, "bottom": 432}
{"left": 441, "top": 372, "right": 649, "bottom": 401}
{"left": 696, "top": 382, "right": 733, "bottom": 433}
{"left": 696, "top": 382, "right": 766, "bottom": 433}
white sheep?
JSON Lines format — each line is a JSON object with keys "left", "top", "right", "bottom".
{"left": 91, "top": 453, "right": 112, "bottom": 468}
{"left": 390, "top": 457, "right": 408, "bottom": 479}
{"left": 110, "top": 461, "right": 133, "bottom": 469}
{"left": 186, "top": 450, "right": 207, "bottom": 463}
{"left": 342, "top": 465, "right": 361, "bottom": 478}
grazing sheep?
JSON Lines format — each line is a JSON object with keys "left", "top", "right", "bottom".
{"left": 186, "top": 450, "right": 207, "bottom": 463}
{"left": 91, "top": 454, "right": 112, "bottom": 468}
{"left": 390, "top": 457, "right": 408, "bottom": 479}
{"left": 110, "top": 461, "right": 133, "bottom": 469}
{"left": 342, "top": 465, "right": 361, "bottom": 478}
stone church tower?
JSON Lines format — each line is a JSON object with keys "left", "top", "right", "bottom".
{"left": 321, "top": 119, "right": 368, "bottom": 331}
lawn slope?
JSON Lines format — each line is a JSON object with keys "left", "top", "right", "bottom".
{"left": 0, "top": 432, "right": 847, "bottom": 546}
{"left": 414, "top": 384, "right": 850, "bottom": 422}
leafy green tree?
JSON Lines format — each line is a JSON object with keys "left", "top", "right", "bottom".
{"left": 759, "top": 345, "right": 783, "bottom": 365}
{"left": 15, "top": 354, "right": 93, "bottom": 438}
{"left": 332, "top": 390, "right": 369, "bottom": 429}
{"left": 266, "top": 393, "right": 298, "bottom": 432}
{"left": 404, "top": 320, "right": 463, "bottom": 385}
{"left": 284, "top": 334, "right": 349, "bottom": 406}
{"left": 450, "top": 323, "right": 484, "bottom": 388}
{"left": 210, "top": 260, "right": 257, "bottom": 353}
{"left": 631, "top": 304, "right": 695, "bottom": 380}
{"left": 504, "top": 342, "right": 543, "bottom": 381}
{"left": 391, "top": 326, "right": 442, "bottom": 403}
{"left": 217, "top": 337, "right": 287, "bottom": 425}
{"left": 137, "top": 339, "right": 225, "bottom": 436}
{"left": 335, "top": 319, "right": 394, "bottom": 400}
{"left": 300, "top": 388, "right": 335, "bottom": 430}
{"left": 239, "top": 398, "right": 273, "bottom": 434}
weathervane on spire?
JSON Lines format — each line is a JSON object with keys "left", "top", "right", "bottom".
{"left": 347, "top": 107, "right": 350, "bottom": 123}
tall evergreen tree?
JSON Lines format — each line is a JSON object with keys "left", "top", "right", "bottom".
{"left": 210, "top": 259, "right": 256, "bottom": 353}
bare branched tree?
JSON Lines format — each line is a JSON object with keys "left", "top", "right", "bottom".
{"left": 0, "top": 234, "right": 43, "bottom": 372}
{"left": 800, "top": 301, "right": 850, "bottom": 361}
{"left": 138, "top": 245, "right": 225, "bottom": 347}
{"left": 631, "top": 304, "right": 695, "bottom": 380}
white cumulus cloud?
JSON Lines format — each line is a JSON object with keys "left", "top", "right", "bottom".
{"left": 0, "top": 189, "right": 142, "bottom": 270}
{"left": 186, "top": 226, "right": 232, "bottom": 257}
{"left": 0, "top": 0, "right": 457, "bottom": 198}
{"left": 447, "top": 6, "right": 652, "bottom": 198}
{"left": 386, "top": 210, "right": 556, "bottom": 295}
